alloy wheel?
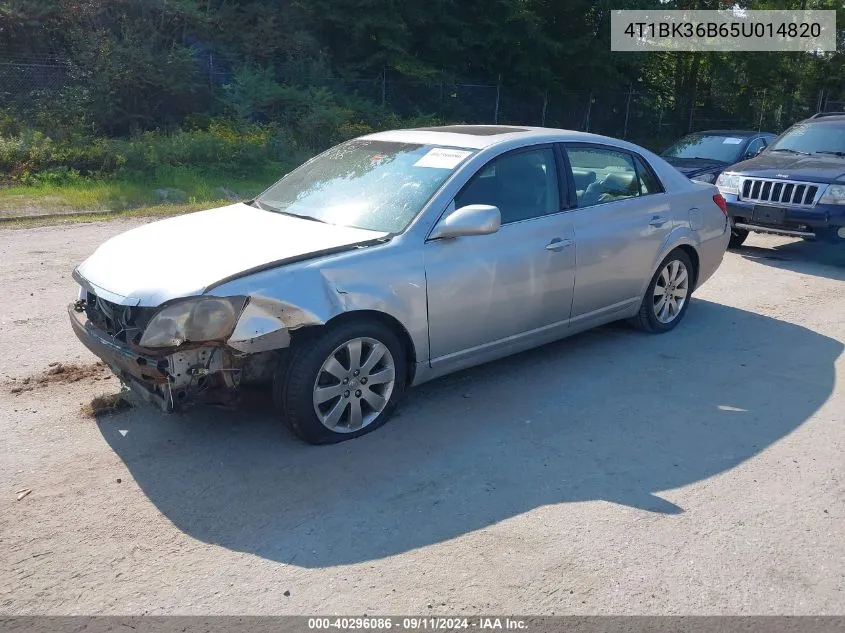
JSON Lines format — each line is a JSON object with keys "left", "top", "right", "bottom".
{"left": 653, "top": 259, "right": 689, "bottom": 324}
{"left": 312, "top": 337, "right": 396, "bottom": 433}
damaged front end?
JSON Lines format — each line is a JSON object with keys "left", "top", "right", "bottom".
{"left": 68, "top": 281, "right": 305, "bottom": 412}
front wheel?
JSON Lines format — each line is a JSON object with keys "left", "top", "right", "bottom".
{"left": 629, "top": 249, "right": 695, "bottom": 334}
{"left": 728, "top": 227, "right": 749, "bottom": 249}
{"left": 273, "top": 319, "right": 406, "bottom": 444}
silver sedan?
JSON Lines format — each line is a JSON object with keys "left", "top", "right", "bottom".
{"left": 70, "top": 125, "right": 730, "bottom": 443}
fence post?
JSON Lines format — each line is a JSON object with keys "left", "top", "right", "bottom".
{"left": 758, "top": 88, "right": 766, "bottom": 131}
{"left": 494, "top": 74, "right": 501, "bottom": 124}
{"left": 584, "top": 92, "right": 593, "bottom": 132}
{"left": 381, "top": 66, "right": 386, "bottom": 108}
{"left": 439, "top": 75, "right": 444, "bottom": 120}
{"left": 541, "top": 89, "right": 548, "bottom": 127}
{"left": 623, "top": 85, "right": 633, "bottom": 139}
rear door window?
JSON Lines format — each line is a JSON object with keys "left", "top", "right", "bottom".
{"left": 565, "top": 146, "right": 640, "bottom": 208}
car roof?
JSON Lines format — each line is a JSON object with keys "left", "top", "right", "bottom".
{"left": 800, "top": 113, "right": 845, "bottom": 123}
{"left": 362, "top": 125, "right": 649, "bottom": 150}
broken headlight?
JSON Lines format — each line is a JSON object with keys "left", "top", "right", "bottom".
{"left": 139, "top": 297, "right": 246, "bottom": 348}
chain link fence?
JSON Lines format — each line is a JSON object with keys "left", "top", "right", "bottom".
{"left": 0, "top": 57, "right": 833, "bottom": 152}
{"left": 0, "top": 57, "right": 70, "bottom": 105}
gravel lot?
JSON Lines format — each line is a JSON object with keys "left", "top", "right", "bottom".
{"left": 1, "top": 220, "right": 844, "bottom": 615}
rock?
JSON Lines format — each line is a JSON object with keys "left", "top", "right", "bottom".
{"left": 46, "top": 364, "right": 64, "bottom": 375}
{"left": 283, "top": 590, "right": 291, "bottom": 597}
{"left": 48, "top": 362, "right": 59, "bottom": 367}
{"left": 212, "top": 186, "right": 241, "bottom": 201}
{"left": 16, "top": 489, "right": 32, "bottom": 501}
{"left": 154, "top": 188, "right": 188, "bottom": 204}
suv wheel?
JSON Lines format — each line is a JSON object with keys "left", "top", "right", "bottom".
{"left": 728, "top": 228, "right": 749, "bottom": 249}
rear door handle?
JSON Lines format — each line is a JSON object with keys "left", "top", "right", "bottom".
{"left": 649, "top": 215, "right": 669, "bottom": 228}
{"left": 545, "top": 237, "right": 573, "bottom": 252}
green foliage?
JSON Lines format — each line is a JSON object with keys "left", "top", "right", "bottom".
{"left": 3, "top": 0, "right": 845, "bottom": 199}
{"left": 0, "top": 121, "right": 297, "bottom": 182}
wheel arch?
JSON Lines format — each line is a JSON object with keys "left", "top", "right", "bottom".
{"left": 675, "top": 244, "right": 700, "bottom": 290}
{"left": 642, "top": 235, "right": 701, "bottom": 298}
{"left": 291, "top": 309, "right": 418, "bottom": 386}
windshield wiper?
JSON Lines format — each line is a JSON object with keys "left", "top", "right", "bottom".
{"left": 249, "top": 199, "right": 276, "bottom": 211}
{"left": 690, "top": 156, "right": 726, "bottom": 163}
{"left": 770, "top": 148, "right": 811, "bottom": 156}
{"left": 814, "top": 150, "right": 845, "bottom": 157}
{"left": 249, "top": 199, "right": 329, "bottom": 223}
{"left": 279, "top": 211, "right": 330, "bottom": 224}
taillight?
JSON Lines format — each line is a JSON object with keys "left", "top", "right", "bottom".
{"left": 713, "top": 193, "right": 728, "bottom": 216}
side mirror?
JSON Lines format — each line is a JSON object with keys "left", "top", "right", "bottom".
{"left": 429, "top": 204, "right": 501, "bottom": 240}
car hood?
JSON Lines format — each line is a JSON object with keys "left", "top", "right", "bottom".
{"left": 75, "top": 203, "right": 389, "bottom": 306}
{"left": 728, "top": 151, "right": 845, "bottom": 182}
{"left": 663, "top": 156, "right": 728, "bottom": 177}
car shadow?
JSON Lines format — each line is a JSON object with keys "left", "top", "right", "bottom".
{"left": 97, "top": 300, "right": 842, "bottom": 568}
{"left": 738, "top": 237, "right": 845, "bottom": 280}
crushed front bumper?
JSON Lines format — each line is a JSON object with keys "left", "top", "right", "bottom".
{"left": 68, "top": 304, "right": 175, "bottom": 412}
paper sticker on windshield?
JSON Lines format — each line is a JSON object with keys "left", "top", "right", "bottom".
{"left": 723, "top": 137, "right": 743, "bottom": 144}
{"left": 414, "top": 148, "right": 473, "bottom": 169}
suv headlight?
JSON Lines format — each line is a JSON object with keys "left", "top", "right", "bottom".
{"left": 715, "top": 172, "right": 742, "bottom": 195}
{"left": 139, "top": 297, "right": 247, "bottom": 348}
{"left": 691, "top": 173, "right": 716, "bottom": 184}
{"left": 819, "top": 184, "right": 845, "bottom": 205}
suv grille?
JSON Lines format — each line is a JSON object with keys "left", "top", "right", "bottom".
{"left": 740, "top": 178, "right": 819, "bottom": 207}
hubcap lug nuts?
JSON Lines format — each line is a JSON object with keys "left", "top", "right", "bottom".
{"left": 360, "top": 377, "right": 367, "bottom": 384}
{"left": 343, "top": 391, "right": 350, "bottom": 398}
{"left": 343, "top": 378, "right": 349, "bottom": 384}
{"left": 353, "top": 370, "right": 360, "bottom": 376}
{"left": 355, "top": 389, "right": 362, "bottom": 397}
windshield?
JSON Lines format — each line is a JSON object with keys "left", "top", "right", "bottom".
{"left": 662, "top": 134, "right": 746, "bottom": 163}
{"left": 769, "top": 122, "right": 845, "bottom": 155}
{"left": 255, "top": 139, "right": 475, "bottom": 233}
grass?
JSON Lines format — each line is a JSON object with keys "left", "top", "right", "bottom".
{"left": 0, "top": 201, "right": 216, "bottom": 228}
{"left": 82, "top": 392, "right": 134, "bottom": 418}
{"left": 0, "top": 162, "right": 288, "bottom": 225}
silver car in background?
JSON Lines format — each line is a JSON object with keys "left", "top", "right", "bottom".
{"left": 70, "top": 125, "right": 730, "bottom": 443}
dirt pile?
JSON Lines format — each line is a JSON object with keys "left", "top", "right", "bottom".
{"left": 7, "top": 361, "right": 111, "bottom": 394}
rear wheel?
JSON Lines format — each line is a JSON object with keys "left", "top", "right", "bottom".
{"left": 273, "top": 319, "right": 406, "bottom": 444}
{"left": 629, "top": 249, "right": 695, "bottom": 334}
{"left": 728, "top": 227, "right": 749, "bottom": 249}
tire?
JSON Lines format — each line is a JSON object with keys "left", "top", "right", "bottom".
{"left": 728, "top": 228, "right": 749, "bottom": 249}
{"left": 273, "top": 319, "right": 406, "bottom": 444}
{"left": 628, "top": 249, "right": 695, "bottom": 334}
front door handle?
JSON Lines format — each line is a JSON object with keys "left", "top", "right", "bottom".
{"left": 545, "top": 237, "right": 574, "bottom": 252}
{"left": 649, "top": 215, "right": 669, "bottom": 228}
